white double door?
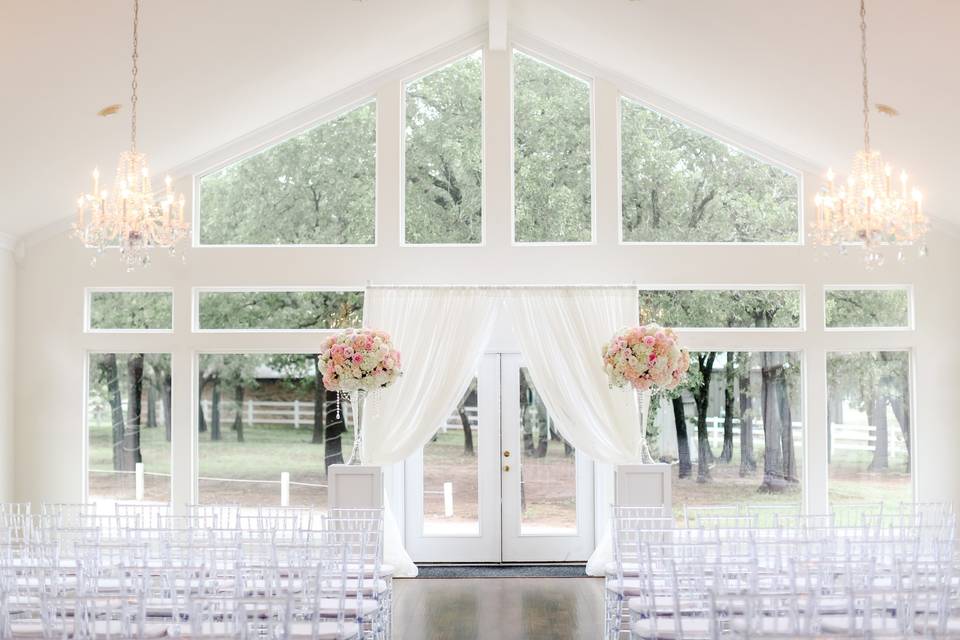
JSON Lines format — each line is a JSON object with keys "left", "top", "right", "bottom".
{"left": 404, "top": 353, "right": 595, "bottom": 563}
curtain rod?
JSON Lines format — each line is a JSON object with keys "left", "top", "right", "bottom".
{"left": 365, "top": 284, "right": 638, "bottom": 290}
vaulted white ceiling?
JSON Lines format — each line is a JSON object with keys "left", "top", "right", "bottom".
{"left": 0, "top": 0, "right": 955, "bottom": 243}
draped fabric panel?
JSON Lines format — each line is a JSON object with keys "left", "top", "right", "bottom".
{"left": 361, "top": 287, "right": 501, "bottom": 576}
{"left": 502, "top": 287, "right": 642, "bottom": 575}
{"left": 360, "top": 286, "right": 644, "bottom": 577}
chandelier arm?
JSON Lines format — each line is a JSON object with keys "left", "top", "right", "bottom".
{"left": 130, "top": 0, "right": 140, "bottom": 152}
{"left": 860, "top": 0, "right": 870, "bottom": 153}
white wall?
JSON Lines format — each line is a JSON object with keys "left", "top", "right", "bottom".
{"left": 10, "top": 39, "right": 960, "bottom": 514}
{"left": 0, "top": 249, "right": 14, "bottom": 501}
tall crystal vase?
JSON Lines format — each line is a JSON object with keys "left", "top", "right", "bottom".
{"left": 345, "top": 389, "right": 366, "bottom": 465}
{"left": 637, "top": 389, "right": 655, "bottom": 464}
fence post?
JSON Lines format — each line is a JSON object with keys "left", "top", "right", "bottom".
{"left": 135, "top": 463, "right": 144, "bottom": 502}
{"left": 443, "top": 482, "right": 454, "bottom": 517}
{"left": 281, "top": 472, "right": 290, "bottom": 507}
{"left": 293, "top": 400, "right": 300, "bottom": 429}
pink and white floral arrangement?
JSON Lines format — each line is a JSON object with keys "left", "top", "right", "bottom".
{"left": 601, "top": 323, "right": 690, "bottom": 392}
{"left": 319, "top": 328, "right": 402, "bottom": 393}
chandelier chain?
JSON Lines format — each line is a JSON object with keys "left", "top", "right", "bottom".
{"left": 860, "top": 0, "right": 870, "bottom": 152}
{"left": 130, "top": 0, "right": 140, "bottom": 151}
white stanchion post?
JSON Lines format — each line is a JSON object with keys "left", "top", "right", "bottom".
{"left": 135, "top": 462, "right": 144, "bottom": 501}
{"left": 443, "top": 482, "right": 454, "bottom": 517}
{"left": 280, "top": 472, "right": 290, "bottom": 506}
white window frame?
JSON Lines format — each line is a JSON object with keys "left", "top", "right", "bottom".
{"left": 192, "top": 286, "right": 364, "bottom": 333}
{"left": 84, "top": 287, "right": 175, "bottom": 334}
{"left": 510, "top": 45, "right": 598, "bottom": 246}
{"left": 191, "top": 98, "right": 380, "bottom": 249}
{"left": 637, "top": 284, "right": 806, "bottom": 332}
{"left": 617, "top": 93, "right": 804, "bottom": 247}
{"left": 400, "top": 47, "right": 487, "bottom": 248}
{"left": 823, "top": 285, "right": 914, "bottom": 332}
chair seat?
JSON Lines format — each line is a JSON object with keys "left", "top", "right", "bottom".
{"left": 629, "top": 617, "right": 710, "bottom": 640}
{"left": 288, "top": 621, "right": 361, "bottom": 639}
{"left": 605, "top": 561, "right": 642, "bottom": 577}
{"left": 819, "top": 613, "right": 901, "bottom": 634}
{"left": 80, "top": 620, "right": 169, "bottom": 638}
{"left": 317, "top": 597, "right": 379, "bottom": 618}
{"left": 607, "top": 578, "right": 644, "bottom": 597}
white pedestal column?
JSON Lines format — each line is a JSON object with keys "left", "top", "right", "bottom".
{"left": 327, "top": 464, "right": 384, "bottom": 510}
{"left": 615, "top": 463, "right": 672, "bottom": 511}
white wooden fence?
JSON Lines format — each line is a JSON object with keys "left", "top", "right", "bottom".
{"left": 199, "top": 399, "right": 478, "bottom": 431}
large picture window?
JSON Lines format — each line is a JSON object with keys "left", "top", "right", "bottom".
{"left": 653, "top": 351, "right": 803, "bottom": 520}
{"left": 827, "top": 351, "right": 912, "bottom": 508}
{"left": 198, "top": 102, "right": 376, "bottom": 246}
{"left": 639, "top": 288, "right": 802, "bottom": 329}
{"left": 825, "top": 287, "right": 911, "bottom": 329}
{"left": 405, "top": 52, "right": 483, "bottom": 244}
{"left": 87, "top": 290, "right": 173, "bottom": 331}
{"left": 196, "top": 290, "right": 363, "bottom": 331}
{"left": 197, "top": 353, "right": 351, "bottom": 509}
{"left": 87, "top": 353, "right": 171, "bottom": 505}
{"left": 513, "top": 51, "right": 592, "bottom": 243}
{"left": 621, "top": 97, "right": 799, "bottom": 243}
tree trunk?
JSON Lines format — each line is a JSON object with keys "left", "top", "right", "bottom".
{"left": 888, "top": 395, "right": 910, "bottom": 473}
{"left": 121, "top": 354, "right": 144, "bottom": 471}
{"left": 162, "top": 371, "right": 172, "bottom": 443}
{"left": 198, "top": 376, "right": 208, "bottom": 434}
{"left": 458, "top": 400, "right": 474, "bottom": 456}
{"left": 867, "top": 395, "right": 889, "bottom": 471}
{"left": 759, "top": 352, "right": 785, "bottom": 492}
{"left": 673, "top": 396, "right": 692, "bottom": 478}
{"left": 535, "top": 410, "right": 549, "bottom": 458}
{"left": 323, "top": 390, "right": 345, "bottom": 470}
{"left": 738, "top": 366, "right": 756, "bottom": 477}
{"left": 777, "top": 365, "right": 797, "bottom": 482}
{"left": 146, "top": 386, "right": 157, "bottom": 428}
{"left": 694, "top": 352, "right": 717, "bottom": 483}
{"left": 720, "top": 353, "right": 735, "bottom": 463}
{"left": 210, "top": 380, "right": 222, "bottom": 441}
{"left": 312, "top": 357, "right": 324, "bottom": 445}
{"left": 101, "top": 354, "right": 125, "bottom": 471}
{"left": 232, "top": 385, "right": 245, "bottom": 443}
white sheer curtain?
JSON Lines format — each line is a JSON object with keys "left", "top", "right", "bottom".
{"left": 361, "top": 287, "right": 500, "bottom": 576}
{"left": 503, "top": 287, "right": 642, "bottom": 575}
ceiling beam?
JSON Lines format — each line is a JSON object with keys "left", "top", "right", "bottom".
{"left": 489, "top": 0, "right": 508, "bottom": 50}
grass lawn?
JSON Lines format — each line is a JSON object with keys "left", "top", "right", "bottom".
{"left": 90, "top": 422, "right": 913, "bottom": 522}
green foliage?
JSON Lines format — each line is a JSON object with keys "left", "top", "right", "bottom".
{"left": 621, "top": 98, "right": 798, "bottom": 242}
{"left": 198, "top": 291, "right": 364, "bottom": 331}
{"left": 513, "top": 52, "right": 592, "bottom": 243}
{"left": 405, "top": 52, "right": 483, "bottom": 244}
{"left": 199, "top": 102, "right": 376, "bottom": 245}
{"left": 639, "top": 289, "right": 801, "bottom": 328}
{"left": 825, "top": 289, "right": 909, "bottom": 328}
{"left": 827, "top": 351, "right": 910, "bottom": 412}
{"left": 89, "top": 291, "right": 172, "bottom": 330}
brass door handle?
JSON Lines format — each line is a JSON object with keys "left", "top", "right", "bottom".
{"left": 503, "top": 450, "right": 511, "bottom": 458}
{"left": 504, "top": 464, "right": 511, "bottom": 472}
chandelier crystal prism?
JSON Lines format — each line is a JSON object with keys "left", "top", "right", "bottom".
{"left": 812, "top": 0, "right": 928, "bottom": 266}
{"left": 73, "top": 0, "right": 189, "bottom": 270}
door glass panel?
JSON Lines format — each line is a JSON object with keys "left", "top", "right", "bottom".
{"left": 422, "top": 377, "right": 480, "bottom": 536}
{"left": 519, "top": 368, "right": 577, "bottom": 535}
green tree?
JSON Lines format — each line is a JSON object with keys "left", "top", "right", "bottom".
{"left": 405, "top": 52, "right": 483, "bottom": 244}
{"left": 513, "top": 51, "right": 592, "bottom": 242}
{"left": 199, "top": 102, "right": 376, "bottom": 245}
{"left": 621, "top": 98, "right": 798, "bottom": 242}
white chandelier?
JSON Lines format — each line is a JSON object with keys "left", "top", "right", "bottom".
{"left": 74, "top": 0, "right": 189, "bottom": 270}
{"left": 813, "top": 0, "right": 928, "bottom": 267}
